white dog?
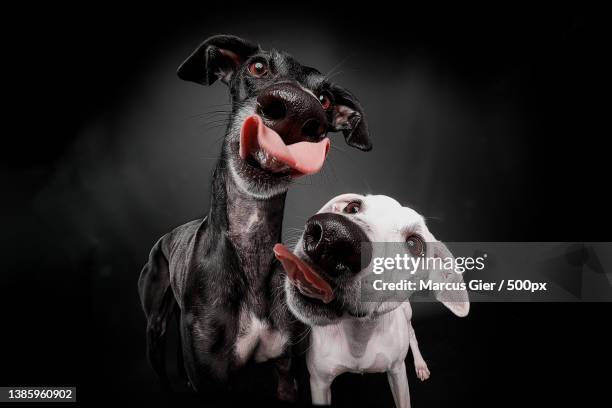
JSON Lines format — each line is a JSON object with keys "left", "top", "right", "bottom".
{"left": 274, "top": 194, "right": 469, "bottom": 407}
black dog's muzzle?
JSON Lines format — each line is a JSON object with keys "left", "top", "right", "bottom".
{"left": 257, "top": 83, "right": 327, "bottom": 145}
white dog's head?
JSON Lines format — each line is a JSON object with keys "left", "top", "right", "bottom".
{"left": 274, "top": 194, "right": 470, "bottom": 326}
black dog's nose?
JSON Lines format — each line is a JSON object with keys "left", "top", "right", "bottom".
{"left": 303, "top": 213, "right": 372, "bottom": 274}
{"left": 257, "top": 83, "right": 327, "bottom": 144}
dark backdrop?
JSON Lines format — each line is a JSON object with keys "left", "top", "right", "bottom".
{"left": 2, "top": 4, "right": 610, "bottom": 407}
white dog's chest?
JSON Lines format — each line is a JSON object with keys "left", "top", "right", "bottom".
{"left": 308, "top": 309, "right": 410, "bottom": 376}
{"left": 234, "top": 310, "right": 288, "bottom": 364}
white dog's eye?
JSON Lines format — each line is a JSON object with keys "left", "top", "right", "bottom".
{"left": 343, "top": 201, "right": 361, "bottom": 214}
{"left": 406, "top": 235, "right": 425, "bottom": 256}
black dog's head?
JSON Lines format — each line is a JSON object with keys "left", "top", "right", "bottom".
{"left": 177, "top": 35, "right": 372, "bottom": 197}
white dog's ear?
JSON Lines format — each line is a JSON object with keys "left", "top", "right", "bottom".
{"left": 429, "top": 240, "right": 470, "bottom": 317}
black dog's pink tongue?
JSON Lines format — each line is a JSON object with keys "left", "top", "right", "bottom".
{"left": 273, "top": 243, "right": 334, "bottom": 304}
{"left": 240, "top": 115, "right": 330, "bottom": 176}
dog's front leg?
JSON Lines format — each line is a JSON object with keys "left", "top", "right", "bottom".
{"left": 309, "top": 370, "right": 333, "bottom": 406}
{"left": 387, "top": 361, "right": 410, "bottom": 408}
{"left": 178, "top": 308, "right": 231, "bottom": 395}
{"left": 273, "top": 356, "right": 297, "bottom": 402}
{"left": 408, "top": 321, "right": 430, "bottom": 381}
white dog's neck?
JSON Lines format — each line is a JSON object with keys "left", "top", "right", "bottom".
{"left": 339, "top": 311, "right": 397, "bottom": 358}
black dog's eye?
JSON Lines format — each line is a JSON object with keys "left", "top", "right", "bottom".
{"left": 406, "top": 235, "right": 426, "bottom": 257}
{"left": 318, "top": 92, "right": 333, "bottom": 110}
{"left": 343, "top": 201, "right": 361, "bottom": 214}
{"left": 248, "top": 60, "right": 268, "bottom": 77}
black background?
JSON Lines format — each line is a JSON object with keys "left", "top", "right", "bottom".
{"left": 2, "top": 4, "right": 610, "bottom": 407}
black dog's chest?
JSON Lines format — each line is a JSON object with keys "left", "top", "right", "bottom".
{"left": 234, "top": 305, "right": 289, "bottom": 364}
{"left": 221, "top": 186, "right": 290, "bottom": 363}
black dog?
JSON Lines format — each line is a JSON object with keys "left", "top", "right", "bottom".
{"left": 137, "top": 34, "right": 371, "bottom": 400}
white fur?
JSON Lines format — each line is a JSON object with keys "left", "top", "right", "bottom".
{"left": 308, "top": 303, "right": 429, "bottom": 407}
{"left": 304, "top": 194, "right": 468, "bottom": 407}
{"left": 234, "top": 309, "right": 289, "bottom": 364}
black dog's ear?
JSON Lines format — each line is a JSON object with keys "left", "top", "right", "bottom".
{"left": 330, "top": 86, "right": 372, "bottom": 151}
{"left": 177, "top": 34, "right": 259, "bottom": 86}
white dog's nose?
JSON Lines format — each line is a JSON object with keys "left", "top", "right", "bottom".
{"left": 303, "top": 213, "right": 371, "bottom": 274}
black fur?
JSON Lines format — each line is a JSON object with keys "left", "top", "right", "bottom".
{"left": 137, "top": 34, "right": 371, "bottom": 399}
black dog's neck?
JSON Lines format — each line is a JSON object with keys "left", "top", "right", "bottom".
{"left": 208, "top": 159, "right": 286, "bottom": 283}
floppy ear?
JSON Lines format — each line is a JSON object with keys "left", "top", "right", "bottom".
{"left": 429, "top": 240, "right": 470, "bottom": 317}
{"left": 330, "top": 86, "right": 372, "bottom": 151}
{"left": 177, "top": 34, "right": 259, "bottom": 86}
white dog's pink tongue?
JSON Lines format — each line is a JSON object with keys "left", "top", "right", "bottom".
{"left": 240, "top": 115, "right": 330, "bottom": 176}
{"left": 273, "top": 243, "right": 334, "bottom": 304}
